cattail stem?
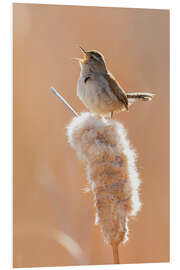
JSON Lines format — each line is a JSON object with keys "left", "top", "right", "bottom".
{"left": 112, "top": 243, "right": 120, "bottom": 264}
{"left": 50, "top": 86, "right": 78, "bottom": 117}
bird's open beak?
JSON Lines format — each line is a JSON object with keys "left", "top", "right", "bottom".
{"left": 74, "top": 46, "right": 88, "bottom": 63}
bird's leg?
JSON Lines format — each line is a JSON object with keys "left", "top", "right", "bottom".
{"left": 111, "top": 112, "right": 114, "bottom": 119}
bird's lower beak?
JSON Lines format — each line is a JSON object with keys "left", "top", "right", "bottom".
{"left": 74, "top": 46, "right": 88, "bottom": 63}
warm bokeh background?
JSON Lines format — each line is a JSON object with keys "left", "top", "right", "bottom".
{"left": 13, "top": 3, "right": 169, "bottom": 268}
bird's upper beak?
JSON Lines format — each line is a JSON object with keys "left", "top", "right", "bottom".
{"left": 74, "top": 46, "right": 88, "bottom": 63}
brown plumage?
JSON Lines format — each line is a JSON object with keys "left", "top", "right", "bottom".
{"left": 104, "top": 73, "right": 129, "bottom": 111}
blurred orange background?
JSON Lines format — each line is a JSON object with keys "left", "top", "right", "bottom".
{"left": 13, "top": 3, "right": 169, "bottom": 268}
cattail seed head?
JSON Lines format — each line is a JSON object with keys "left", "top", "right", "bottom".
{"left": 67, "top": 113, "right": 141, "bottom": 246}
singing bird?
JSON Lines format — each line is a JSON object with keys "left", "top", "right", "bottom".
{"left": 76, "top": 46, "right": 154, "bottom": 118}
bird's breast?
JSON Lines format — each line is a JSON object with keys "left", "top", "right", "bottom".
{"left": 77, "top": 74, "right": 120, "bottom": 114}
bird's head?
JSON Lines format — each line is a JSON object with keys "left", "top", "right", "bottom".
{"left": 75, "top": 46, "right": 107, "bottom": 74}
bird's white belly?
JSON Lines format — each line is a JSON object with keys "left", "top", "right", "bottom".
{"left": 77, "top": 76, "right": 118, "bottom": 114}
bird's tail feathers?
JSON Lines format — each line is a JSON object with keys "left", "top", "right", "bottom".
{"left": 127, "top": 92, "right": 155, "bottom": 106}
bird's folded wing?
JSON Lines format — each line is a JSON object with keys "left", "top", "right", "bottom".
{"left": 105, "top": 73, "right": 128, "bottom": 110}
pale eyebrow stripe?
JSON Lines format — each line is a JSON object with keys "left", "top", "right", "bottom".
{"left": 92, "top": 54, "right": 102, "bottom": 62}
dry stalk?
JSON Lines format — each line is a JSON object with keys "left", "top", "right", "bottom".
{"left": 112, "top": 243, "right": 120, "bottom": 264}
